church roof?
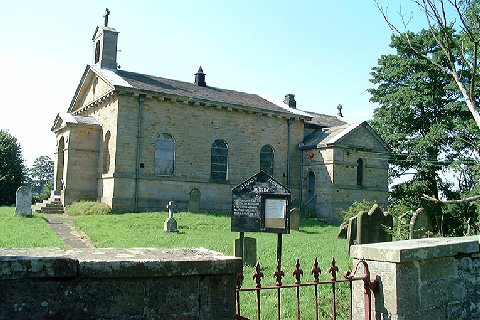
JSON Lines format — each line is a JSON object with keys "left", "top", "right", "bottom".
{"left": 51, "top": 113, "right": 101, "bottom": 132}
{"left": 301, "top": 121, "right": 390, "bottom": 152}
{"left": 304, "top": 111, "right": 347, "bottom": 128}
{"left": 86, "top": 65, "right": 311, "bottom": 118}
{"left": 302, "top": 123, "right": 354, "bottom": 148}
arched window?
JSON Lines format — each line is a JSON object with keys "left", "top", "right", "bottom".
{"left": 102, "top": 131, "right": 111, "bottom": 174}
{"left": 260, "top": 145, "right": 274, "bottom": 176}
{"left": 357, "top": 158, "right": 364, "bottom": 186}
{"left": 95, "top": 40, "right": 101, "bottom": 63}
{"left": 155, "top": 133, "right": 175, "bottom": 176}
{"left": 307, "top": 171, "right": 315, "bottom": 201}
{"left": 211, "top": 139, "right": 228, "bottom": 181}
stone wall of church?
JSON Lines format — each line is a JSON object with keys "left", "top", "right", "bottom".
{"left": 88, "top": 99, "right": 120, "bottom": 203}
{"left": 302, "top": 143, "right": 388, "bottom": 224}
{"left": 105, "top": 94, "right": 303, "bottom": 212}
{"left": 61, "top": 125, "right": 101, "bottom": 205}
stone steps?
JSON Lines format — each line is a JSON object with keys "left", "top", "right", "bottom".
{"left": 32, "top": 196, "right": 65, "bottom": 214}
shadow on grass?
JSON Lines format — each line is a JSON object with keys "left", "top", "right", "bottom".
{"left": 105, "top": 211, "right": 231, "bottom": 218}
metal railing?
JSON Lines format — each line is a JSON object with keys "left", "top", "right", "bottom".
{"left": 235, "top": 257, "right": 377, "bottom": 320}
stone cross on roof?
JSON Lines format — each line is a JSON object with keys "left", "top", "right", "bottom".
{"left": 103, "top": 8, "right": 110, "bottom": 27}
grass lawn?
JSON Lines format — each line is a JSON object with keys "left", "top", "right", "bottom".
{"left": 74, "top": 211, "right": 353, "bottom": 319}
{"left": 0, "top": 206, "right": 64, "bottom": 248}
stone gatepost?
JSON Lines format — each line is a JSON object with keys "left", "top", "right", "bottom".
{"left": 350, "top": 236, "right": 480, "bottom": 320}
{"left": 15, "top": 186, "right": 32, "bottom": 216}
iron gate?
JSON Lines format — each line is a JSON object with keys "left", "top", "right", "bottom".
{"left": 235, "top": 257, "right": 377, "bottom": 320}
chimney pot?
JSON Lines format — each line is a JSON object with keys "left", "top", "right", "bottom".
{"left": 195, "top": 66, "right": 206, "bottom": 87}
{"left": 283, "top": 94, "right": 296, "bottom": 109}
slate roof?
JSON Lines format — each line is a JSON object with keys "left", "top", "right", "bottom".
{"left": 304, "top": 111, "right": 347, "bottom": 127}
{"left": 301, "top": 123, "right": 360, "bottom": 149}
{"left": 52, "top": 113, "right": 101, "bottom": 132}
{"left": 88, "top": 65, "right": 310, "bottom": 117}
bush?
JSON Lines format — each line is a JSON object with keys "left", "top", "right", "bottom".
{"left": 31, "top": 182, "right": 52, "bottom": 204}
{"left": 339, "top": 200, "right": 378, "bottom": 230}
{"left": 66, "top": 201, "right": 112, "bottom": 216}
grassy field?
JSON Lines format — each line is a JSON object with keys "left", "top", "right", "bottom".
{"left": 0, "top": 207, "right": 64, "bottom": 248}
{"left": 0, "top": 206, "right": 354, "bottom": 319}
{"left": 74, "top": 211, "right": 353, "bottom": 319}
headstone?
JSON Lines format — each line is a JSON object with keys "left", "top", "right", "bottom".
{"left": 188, "top": 188, "right": 200, "bottom": 212}
{"left": 290, "top": 207, "right": 301, "bottom": 230}
{"left": 346, "top": 215, "right": 357, "bottom": 253}
{"left": 234, "top": 236, "right": 257, "bottom": 266}
{"left": 164, "top": 201, "right": 177, "bottom": 232}
{"left": 15, "top": 186, "right": 32, "bottom": 216}
{"left": 347, "top": 204, "right": 392, "bottom": 253}
{"left": 409, "top": 208, "right": 432, "bottom": 239}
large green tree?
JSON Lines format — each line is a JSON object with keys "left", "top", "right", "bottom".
{"left": 27, "top": 156, "right": 54, "bottom": 195}
{"left": 0, "top": 130, "right": 25, "bottom": 205}
{"left": 375, "top": 0, "right": 480, "bottom": 129}
{"left": 368, "top": 29, "right": 479, "bottom": 234}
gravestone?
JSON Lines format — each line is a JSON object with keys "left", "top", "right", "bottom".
{"left": 357, "top": 204, "right": 393, "bottom": 244}
{"left": 346, "top": 204, "right": 392, "bottom": 253}
{"left": 346, "top": 215, "right": 357, "bottom": 253}
{"left": 409, "top": 208, "right": 432, "bottom": 239}
{"left": 234, "top": 236, "right": 257, "bottom": 266}
{"left": 164, "top": 201, "right": 178, "bottom": 232}
{"left": 290, "top": 207, "right": 301, "bottom": 230}
{"left": 188, "top": 188, "right": 200, "bottom": 212}
{"left": 15, "top": 186, "right": 32, "bottom": 216}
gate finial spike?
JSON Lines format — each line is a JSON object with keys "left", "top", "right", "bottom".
{"left": 328, "top": 256, "right": 339, "bottom": 281}
{"left": 292, "top": 258, "right": 303, "bottom": 284}
{"left": 273, "top": 259, "right": 285, "bottom": 286}
{"left": 236, "top": 272, "right": 244, "bottom": 289}
{"left": 253, "top": 261, "right": 264, "bottom": 288}
{"left": 311, "top": 257, "right": 321, "bottom": 283}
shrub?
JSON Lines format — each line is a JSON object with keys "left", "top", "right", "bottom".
{"left": 339, "top": 200, "right": 377, "bottom": 230}
{"left": 66, "top": 200, "right": 112, "bottom": 216}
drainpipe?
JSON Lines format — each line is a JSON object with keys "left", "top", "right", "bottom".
{"left": 287, "top": 118, "right": 293, "bottom": 187}
{"left": 299, "top": 148, "right": 303, "bottom": 211}
{"left": 135, "top": 94, "right": 145, "bottom": 212}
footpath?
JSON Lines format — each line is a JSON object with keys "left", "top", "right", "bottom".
{"left": 45, "top": 215, "right": 95, "bottom": 248}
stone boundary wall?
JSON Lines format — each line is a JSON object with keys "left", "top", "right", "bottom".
{"left": 0, "top": 248, "right": 242, "bottom": 320}
{"left": 350, "top": 236, "right": 480, "bottom": 320}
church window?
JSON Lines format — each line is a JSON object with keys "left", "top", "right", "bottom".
{"left": 260, "top": 144, "right": 274, "bottom": 176}
{"left": 95, "top": 40, "right": 101, "bottom": 63}
{"left": 102, "top": 131, "right": 111, "bottom": 174}
{"left": 211, "top": 139, "right": 228, "bottom": 181}
{"left": 155, "top": 133, "right": 175, "bottom": 176}
{"left": 357, "top": 158, "right": 364, "bottom": 186}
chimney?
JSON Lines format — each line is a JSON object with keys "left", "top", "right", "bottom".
{"left": 92, "top": 9, "right": 119, "bottom": 70}
{"left": 283, "top": 94, "right": 296, "bottom": 109}
{"left": 194, "top": 66, "right": 206, "bottom": 87}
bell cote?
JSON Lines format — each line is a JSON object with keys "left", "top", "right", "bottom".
{"left": 92, "top": 11, "right": 119, "bottom": 70}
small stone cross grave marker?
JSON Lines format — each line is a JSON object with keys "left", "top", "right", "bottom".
{"left": 164, "top": 201, "right": 178, "bottom": 232}
{"left": 15, "top": 186, "right": 32, "bottom": 217}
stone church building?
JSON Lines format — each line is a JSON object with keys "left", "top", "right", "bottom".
{"left": 51, "top": 22, "right": 390, "bottom": 223}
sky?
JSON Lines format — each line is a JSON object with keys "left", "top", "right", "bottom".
{"left": 0, "top": 0, "right": 429, "bottom": 167}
